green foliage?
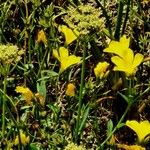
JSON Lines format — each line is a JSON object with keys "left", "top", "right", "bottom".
{"left": 0, "top": 0, "right": 149, "bottom": 149}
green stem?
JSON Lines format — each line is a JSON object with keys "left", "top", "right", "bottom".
{"left": 122, "top": 0, "right": 131, "bottom": 35}
{"left": 95, "top": 0, "right": 112, "bottom": 37}
{"left": 114, "top": 0, "right": 124, "bottom": 40}
{"left": 5, "top": 104, "right": 22, "bottom": 150}
{"left": 0, "top": 89, "right": 19, "bottom": 122}
{"left": 74, "top": 41, "right": 86, "bottom": 143}
{"left": 2, "top": 75, "right": 7, "bottom": 138}
{"left": 37, "top": 47, "right": 49, "bottom": 78}
{"left": 97, "top": 104, "right": 131, "bottom": 149}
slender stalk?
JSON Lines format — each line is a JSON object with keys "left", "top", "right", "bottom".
{"left": 74, "top": 41, "right": 86, "bottom": 143}
{"left": 114, "top": 0, "right": 124, "bottom": 40}
{"left": 37, "top": 47, "right": 49, "bottom": 78}
{"left": 122, "top": 0, "right": 131, "bottom": 35}
{"left": 97, "top": 104, "right": 131, "bottom": 149}
{"left": 5, "top": 104, "right": 22, "bottom": 150}
{"left": 95, "top": 0, "right": 112, "bottom": 37}
{"left": 23, "top": 0, "right": 29, "bottom": 85}
{"left": 2, "top": 75, "right": 7, "bottom": 138}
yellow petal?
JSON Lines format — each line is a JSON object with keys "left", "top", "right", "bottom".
{"left": 53, "top": 49, "right": 60, "bottom": 61}
{"left": 15, "top": 86, "right": 33, "bottom": 104}
{"left": 132, "top": 53, "right": 144, "bottom": 68}
{"left": 68, "top": 55, "right": 81, "bottom": 65}
{"left": 123, "top": 49, "right": 134, "bottom": 64}
{"left": 59, "top": 25, "right": 79, "bottom": 45}
{"left": 60, "top": 55, "right": 81, "bottom": 72}
{"left": 59, "top": 47, "right": 69, "bottom": 59}
{"left": 60, "top": 55, "right": 81, "bottom": 73}
{"left": 111, "top": 56, "right": 126, "bottom": 70}
{"left": 126, "top": 120, "right": 150, "bottom": 143}
{"left": 111, "top": 56, "right": 136, "bottom": 76}
{"left": 120, "top": 35, "right": 130, "bottom": 49}
{"left": 53, "top": 47, "right": 69, "bottom": 62}
{"left": 104, "top": 35, "right": 131, "bottom": 59}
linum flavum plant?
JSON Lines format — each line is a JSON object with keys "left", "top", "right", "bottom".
{"left": 0, "top": 0, "right": 150, "bottom": 149}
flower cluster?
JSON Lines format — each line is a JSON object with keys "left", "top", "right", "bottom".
{"left": 0, "top": 44, "right": 24, "bottom": 65}
{"left": 64, "top": 3, "right": 105, "bottom": 34}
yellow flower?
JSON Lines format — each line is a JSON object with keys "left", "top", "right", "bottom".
{"left": 53, "top": 47, "right": 81, "bottom": 73}
{"left": 66, "top": 83, "right": 76, "bottom": 97}
{"left": 103, "top": 35, "right": 144, "bottom": 76}
{"left": 111, "top": 52, "right": 144, "bottom": 76}
{"left": 14, "top": 130, "right": 30, "bottom": 146}
{"left": 104, "top": 35, "right": 130, "bottom": 58}
{"left": 94, "top": 61, "right": 110, "bottom": 79}
{"left": 126, "top": 120, "right": 150, "bottom": 143}
{"left": 15, "top": 86, "right": 33, "bottom": 104}
{"left": 37, "top": 29, "right": 47, "bottom": 46}
{"left": 117, "top": 144, "right": 145, "bottom": 150}
{"left": 59, "top": 25, "right": 79, "bottom": 45}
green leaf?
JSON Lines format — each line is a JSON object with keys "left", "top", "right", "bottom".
{"left": 107, "top": 119, "right": 113, "bottom": 137}
{"left": 47, "top": 104, "right": 60, "bottom": 114}
{"left": 118, "top": 92, "right": 130, "bottom": 104}
{"left": 78, "top": 105, "right": 90, "bottom": 135}
{"left": 37, "top": 70, "right": 58, "bottom": 82}
{"left": 28, "top": 143, "right": 39, "bottom": 150}
{"left": 37, "top": 80, "right": 46, "bottom": 98}
{"left": 117, "top": 123, "right": 125, "bottom": 129}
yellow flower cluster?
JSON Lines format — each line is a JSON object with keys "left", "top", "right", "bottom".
{"left": 14, "top": 130, "right": 30, "bottom": 146}
{"left": 94, "top": 61, "right": 110, "bottom": 79}
{"left": 53, "top": 47, "right": 81, "bottom": 73}
{"left": 0, "top": 44, "right": 24, "bottom": 65}
{"left": 104, "top": 35, "right": 144, "bottom": 77}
